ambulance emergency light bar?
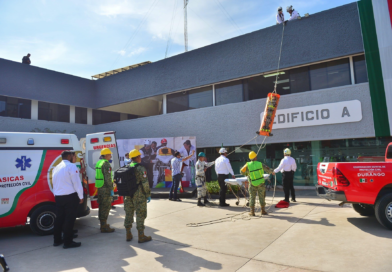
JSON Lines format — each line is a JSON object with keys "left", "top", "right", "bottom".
{"left": 257, "top": 93, "right": 280, "bottom": 137}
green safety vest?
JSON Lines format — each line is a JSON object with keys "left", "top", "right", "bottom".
{"left": 95, "top": 159, "right": 109, "bottom": 188}
{"left": 247, "top": 161, "right": 265, "bottom": 186}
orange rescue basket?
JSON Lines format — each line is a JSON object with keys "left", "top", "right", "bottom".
{"left": 258, "top": 93, "right": 280, "bottom": 137}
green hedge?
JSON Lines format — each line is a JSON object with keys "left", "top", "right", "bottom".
{"left": 206, "top": 180, "right": 240, "bottom": 195}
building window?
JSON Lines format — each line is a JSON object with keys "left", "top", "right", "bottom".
{"left": 353, "top": 55, "right": 368, "bottom": 84}
{"left": 310, "top": 58, "right": 351, "bottom": 90}
{"left": 75, "top": 107, "right": 87, "bottom": 124}
{"left": 0, "top": 96, "right": 31, "bottom": 119}
{"left": 243, "top": 71, "right": 290, "bottom": 101}
{"left": 215, "top": 80, "right": 244, "bottom": 106}
{"left": 93, "top": 109, "right": 120, "bottom": 125}
{"left": 289, "top": 66, "right": 310, "bottom": 93}
{"left": 38, "top": 102, "right": 69, "bottom": 122}
{"left": 167, "top": 86, "right": 213, "bottom": 113}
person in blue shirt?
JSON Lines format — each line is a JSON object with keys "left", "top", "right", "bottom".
{"left": 169, "top": 150, "right": 195, "bottom": 201}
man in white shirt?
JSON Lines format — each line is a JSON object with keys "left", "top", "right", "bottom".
{"left": 276, "top": 6, "right": 284, "bottom": 24}
{"left": 274, "top": 148, "right": 297, "bottom": 202}
{"left": 52, "top": 150, "right": 84, "bottom": 249}
{"left": 215, "top": 148, "right": 236, "bottom": 207}
{"left": 287, "top": 5, "right": 300, "bottom": 21}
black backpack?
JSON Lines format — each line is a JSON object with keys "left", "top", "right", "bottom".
{"left": 114, "top": 164, "right": 142, "bottom": 197}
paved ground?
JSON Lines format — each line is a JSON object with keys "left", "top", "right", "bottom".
{"left": 1, "top": 191, "right": 392, "bottom": 272}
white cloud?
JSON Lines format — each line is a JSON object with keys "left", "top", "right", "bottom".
{"left": 128, "top": 47, "right": 146, "bottom": 57}
{"left": 117, "top": 50, "right": 126, "bottom": 56}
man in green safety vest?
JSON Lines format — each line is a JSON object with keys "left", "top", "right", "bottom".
{"left": 95, "top": 148, "right": 115, "bottom": 233}
{"left": 241, "top": 151, "right": 275, "bottom": 216}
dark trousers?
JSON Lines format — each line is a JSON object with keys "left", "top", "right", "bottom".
{"left": 169, "top": 174, "right": 182, "bottom": 199}
{"left": 218, "top": 174, "right": 229, "bottom": 205}
{"left": 54, "top": 193, "right": 79, "bottom": 246}
{"left": 282, "top": 171, "right": 295, "bottom": 201}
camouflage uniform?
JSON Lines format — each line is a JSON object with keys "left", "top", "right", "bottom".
{"left": 98, "top": 161, "right": 113, "bottom": 221}
{"left": 241, "top": 163, "right": 274, "bottom": 207}
{"left": 124, "top": 163, "right": 151, "bottom": 231}
{"left": 195, "top": 160, "right": 215, "bottom": 198}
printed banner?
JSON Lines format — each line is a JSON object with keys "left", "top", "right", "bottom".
{"left": 117, "top": 137, "right": 196, "bottom": 188}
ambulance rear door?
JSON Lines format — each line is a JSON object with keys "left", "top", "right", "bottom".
{"left": 85, "top": 131, "right": 123, "bottom": 208}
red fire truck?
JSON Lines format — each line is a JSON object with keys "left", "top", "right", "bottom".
{"left": 317, "top": 143, "right": 392, "bottom": 229}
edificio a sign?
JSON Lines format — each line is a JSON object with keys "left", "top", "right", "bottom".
{"left": 260, "top": 100, "right": 362, "bottom": 129}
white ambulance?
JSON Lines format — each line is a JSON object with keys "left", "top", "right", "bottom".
{"left": 0, "top": 131, "right": 122, "bottom": 235}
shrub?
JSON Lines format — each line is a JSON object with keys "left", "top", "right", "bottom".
{"left": 206, "top": 180, "right": 240, "bottom": 195}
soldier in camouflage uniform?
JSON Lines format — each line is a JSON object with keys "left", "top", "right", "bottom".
{"left": 195, "top": 152, "right": 215, "bottom": 206}
{"left": 95, "top": 148, "right": 115, "bottom": 233}
{"left": 124, "top": 149, "right": 152, "bottom": 243}
{"left": 240, "top": 151, "right": 275, "bottom": 216}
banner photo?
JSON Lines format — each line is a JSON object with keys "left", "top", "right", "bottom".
{"left": 117, "top": 136, "right": 196, "bottom": 188}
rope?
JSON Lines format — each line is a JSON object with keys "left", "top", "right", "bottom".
{"left": 273, "top": 23, "right": 285, "bottom": 93}
{"left": 187, "top": 23, "right": 285, "bottom": 227}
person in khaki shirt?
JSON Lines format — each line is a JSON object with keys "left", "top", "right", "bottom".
{"left": 241, "top": 151, "right": 275, "bottom": 216}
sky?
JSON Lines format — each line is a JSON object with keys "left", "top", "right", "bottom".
{"left": 0, "top": 0, "right": 356, "bottom": 79}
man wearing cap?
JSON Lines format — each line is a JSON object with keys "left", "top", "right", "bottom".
{"left": 140, "top": 139, "right": 154, "bottom": 188}
{"left": 215, "top": 148, "right": 236, "bottom": 207}
{"left": 95, "top": 148, "right": 115, "bottom": 233}
{"left": 124, "top": 149, "right": 152, "bottom": 243}
{"left": 274, "top": 148, "right": 297, "bottom": 202}
{"left": 195, "top": 152, "right": 215, "bottom": 206}
{"left": 178, "top": 140, "right": 197, "bottom": 185}
{"left": 52, "top": 150, "right": 83, "bottom": 249}
{"left": 241, "top": 151, "right": 275, "bottom": 216}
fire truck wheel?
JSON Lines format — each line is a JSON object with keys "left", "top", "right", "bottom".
{"left": 375, "top": 193, "right": 392, "bottom": 230}
{"left": 352, "top": 204, "right": 374, "bottom": 216}
{"left": 30, "top": 205, "right": 57, "bottom": 236}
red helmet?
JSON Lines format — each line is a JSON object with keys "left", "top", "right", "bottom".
{"left": 161, "top": 139, "right": 167, "bottom": 144}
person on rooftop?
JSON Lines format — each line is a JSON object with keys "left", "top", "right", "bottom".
{"left": 287, "top": 5, "right": 300, "bottom": 21}
{"left": 276, "top": 6, "right": 285, "bottom": 24}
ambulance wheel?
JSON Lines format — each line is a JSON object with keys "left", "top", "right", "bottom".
{"left": 235, "top": 201, "right": 239, "bottom": 206}
{"left": 352, "top": 204, "right": 374, "bottom": 216}
{"left": 246, "top": 202, "right": 249, "bottom": 207}
{"left": 375, "top": 193, "right": 392, "bottom": 230}
{"left": 30, "top": 205, "right": 57, "bottom": 235}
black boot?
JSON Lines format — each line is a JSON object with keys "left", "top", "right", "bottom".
{"left": 204, "top": 196, "right": 210, "bottom": 204}
{"left": 197, "top": 198, "right": 205, "bottom": 206}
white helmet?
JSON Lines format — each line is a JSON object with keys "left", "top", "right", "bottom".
{"left": 284, "top": 148, "right": 291, "bottom": 155}
{"left": 144, "top": 139, "right": 151, "bottom": 146}
{"left": 277, "top": 6, "right": 282, "bottom": 12}
{"left": 219, "top": 147, "right": 228, "bottom": 154}
{"left": 286, "top": 5, "right": 293, "bottom": 12}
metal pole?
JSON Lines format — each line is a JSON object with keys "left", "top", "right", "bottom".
{"left": 184, "top": 0, "right": 189, "bottom": 52}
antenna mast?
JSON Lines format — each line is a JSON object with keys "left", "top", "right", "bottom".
{"left": 184, "top": 0, "right": 189, "bottom": 52}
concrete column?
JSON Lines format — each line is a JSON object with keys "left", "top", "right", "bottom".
{"left": 87, "top": 108, "right": 93, "bottom": 125}
{"left": 311, "top": 141, "right": 321, "bottom": 186}
{"left": 120, "top": 113, "right": 128, "bottom": 121}
{"left": 70, "top": 106, "right": 75, "bottom": 123}
{"left": 349, "top": 56, "right": 355, "bottom": 85}
{"left": 212, "top": 84, "right": 216, "bottom": 106}
{"left": 163, "top": 94, "right": 167, "bottom": 114}
{"left": 31, "top": 100, "right": 38, "bottom": 120}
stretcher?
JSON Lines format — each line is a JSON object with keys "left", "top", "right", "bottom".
{"left": 224, "top": 174, "right": 270, "bottom": 206}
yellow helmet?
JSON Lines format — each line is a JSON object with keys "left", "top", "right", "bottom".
{"left": 249, "top": 151, "right": 257, "bottom": 160}
{"left": 284, "top": 148, "right": 291, "bottom": 155}
{"left": 129, "top": 149, "right": 141, "bottom": 158}
{"left": 100, "top": 148, "right": 112, "bottom": 156}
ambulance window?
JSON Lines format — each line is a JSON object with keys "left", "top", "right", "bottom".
{"left": 87, "top": 149, "right": 119, "bottom": 170}
{"left": 387, "top": 146, "right": 392, "bottom": 159}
